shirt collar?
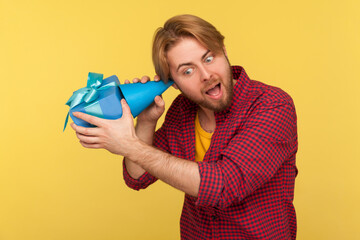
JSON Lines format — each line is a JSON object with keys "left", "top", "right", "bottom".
{"left": 215, "top": 65, "right": 251, "bottom": 116}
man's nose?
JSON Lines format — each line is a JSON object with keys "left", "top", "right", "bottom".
{"left": 199, "top": 65, "right": 212, "bottom": 82}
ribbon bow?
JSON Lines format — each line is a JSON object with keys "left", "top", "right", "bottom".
{"left": 63, "top": 72, "right": 118, "bottom": 131}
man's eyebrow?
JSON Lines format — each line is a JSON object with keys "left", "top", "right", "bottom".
{"left": 176, "top": 50, "right": 211, "bottom": 72}
{"left": 201, "top": 50, "right": 211, "bottom": 60}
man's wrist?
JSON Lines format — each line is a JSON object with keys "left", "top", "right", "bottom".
{"left": 137, "top": 116, "right": 158, "bottom": 125}
{"left": 126, "top": 139, "right": 151, "bottom": 164}
{"left": 136, "top": 118, "right": 158, "bottom": 128}
{"left": 135, "top": 119, "right": 157, "bottom": 134}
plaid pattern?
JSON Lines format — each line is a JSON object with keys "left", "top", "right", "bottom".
{"left": 123, "top": 66, "right": 298, "bottom": 239}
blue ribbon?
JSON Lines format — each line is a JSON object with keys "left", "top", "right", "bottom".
{"left": 63, "top": 72, "right": 118, "bottom": 131}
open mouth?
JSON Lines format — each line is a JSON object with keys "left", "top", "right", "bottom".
{"left": 206, "top": 83, "right": 221, "bottom": 96}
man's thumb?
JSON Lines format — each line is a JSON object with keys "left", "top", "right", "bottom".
{"left": 121, "top": 99, "right": 132, "bottom": 117}
{"left": 154, "top": 96, "right": 165, "bottom": 108}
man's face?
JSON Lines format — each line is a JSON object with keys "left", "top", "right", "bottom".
{"left": 167, "top": 37, "right": 234, "bottom": 112}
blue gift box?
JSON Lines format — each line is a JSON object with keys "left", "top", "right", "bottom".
{"left": 70, "top": 75, "right": 123, "bottom": 127}
{"left": 64, "top": 73, "right": 124, "bottom": 130}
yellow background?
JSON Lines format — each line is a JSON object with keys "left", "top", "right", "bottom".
{"left": 1, "top": 0, "right": 359, "bottom": 239}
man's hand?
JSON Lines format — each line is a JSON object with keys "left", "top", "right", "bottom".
{"left": 70, "top": 99, "right": 139, "bottom": 156}
{"left": 71, "top": 82, "right": 200, "bottom": 196}
{"left": 125, "top": 75, "right": 165, "bottom": 125}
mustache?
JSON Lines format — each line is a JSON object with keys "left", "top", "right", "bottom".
{"left": 203, "top": 78, "right": 220, "bottom": 90}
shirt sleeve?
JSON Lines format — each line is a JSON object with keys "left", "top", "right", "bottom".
{"left": 122, "top": 160, "right": 158, "bottom": 190}
{"left": 196, "top": 101, "right": 297, "bottom": 209}
{"left": 122, "top": 122, "right": 170, "bottom": 190}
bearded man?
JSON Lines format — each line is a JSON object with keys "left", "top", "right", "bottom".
{"left": 71, "top": 14, "right": 298, "bottom": 240}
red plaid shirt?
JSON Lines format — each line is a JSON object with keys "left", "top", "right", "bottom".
{"left": 123, "top": 66, "right": 298, "bottom": 239}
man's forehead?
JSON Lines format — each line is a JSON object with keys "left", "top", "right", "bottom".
{"left": 167, "top": 38, "right": 209, "bottom": 65}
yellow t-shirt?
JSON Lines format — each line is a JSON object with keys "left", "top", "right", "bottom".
{"left": 195, "top": 112, "right": 213, "bottom": 162}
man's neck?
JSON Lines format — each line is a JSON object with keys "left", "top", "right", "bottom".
{"left": 197, "top": 107, "right": 216, "bottom": 133}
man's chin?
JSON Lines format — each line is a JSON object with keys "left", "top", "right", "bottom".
{"left": 211, "top": 101, "right": 233, "bottom": 112}
{"left": 199, "top": 97, "right": 233, "bottom": 112}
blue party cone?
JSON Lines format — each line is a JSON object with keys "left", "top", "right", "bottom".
{"left": 119, "top": 80, "right": 174, "bottom": 117}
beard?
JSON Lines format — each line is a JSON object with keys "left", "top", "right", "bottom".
{"left": 181, "top": 63, "right": 234, "bottom": 112}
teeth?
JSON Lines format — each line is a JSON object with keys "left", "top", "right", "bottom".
{"left": 207, "top": 84, "right": 218, "bottom": 91}
{"left": 206, "top": 84, "right": 220, "bottom": 96}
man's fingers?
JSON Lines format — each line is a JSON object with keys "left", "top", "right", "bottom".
{"left": 76, "top": 132, "right": 100, "bottom": 144}
{"left": 141, "top": 76, "right": 150, "bottom": 83}
{"left": 130, "top": 76, "right": 159, "bottom": 83}
{"left": 154, "top": 75, "right": 160, "bottom": 81}
{"left": 71, "top": 122, "right": 98, "bottom": 135}
{"left": 72, "top": 112, "right": 103, "bottom": 127}
{"left": 79, "top": 141, "right": 102, "bottom": 149}
{"left": 70, "top": 122, "right": 97, "bottom": 136}
{"left": 132, "top": 78, "right": 140, "bottom": 83}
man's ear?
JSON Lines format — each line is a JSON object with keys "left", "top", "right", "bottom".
{"left": 223, "top": 46, "right": 228, "bottom": 58}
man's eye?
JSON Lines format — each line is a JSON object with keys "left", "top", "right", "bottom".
{"left": 205, "top": 56, "right": 214, "bottom": 63}
{"left": 184, "top": 68, "right": 193, "bottom": 75}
